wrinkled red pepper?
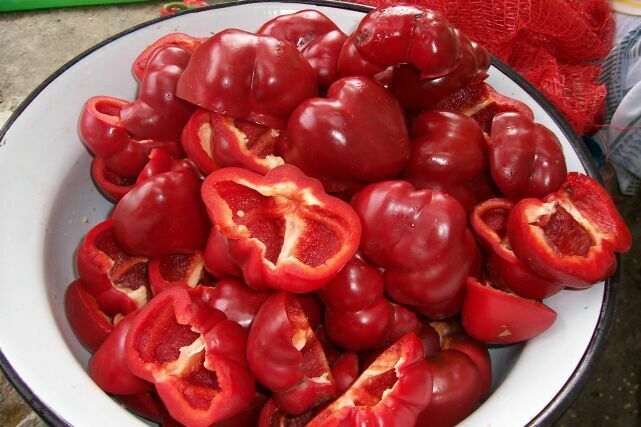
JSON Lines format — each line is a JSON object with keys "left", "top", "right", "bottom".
{"left": 200, "top": 165, "right": 361, "bottom": 292}
{"left": 247, "top": 292, "right": 336, "bottom": 415}
{"left": 508, "top": 172, "right": 632, "bottom": 288}
{"left": 470, "top": 198, "right": 564, "bottom": 299}
{"left": 132, "top": 33, "right": 206, "bottom": 81}
{"left": 307, "top": 333, "right": 433, "bottom": 426}
{"left": 125, "top": 287, "right": 256, "bottom": 427}
{"left": 176, "top": 29, "right": 317, "bottom": 130}
{"left": 489, "top": 112, "right": 567, "bottom": 200}
{"left": 352, "top": 181, "right": 480, "bottom": 319}
{"left": 64, "top": 279, "right": 114, "bottom": 352}
{"left": 279, "top": 76, "right": 410, "bottom": 192}
{"left": 461, "top": 277, "right": 558, "bottom": 344}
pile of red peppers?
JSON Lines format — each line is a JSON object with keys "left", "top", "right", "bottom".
{"left": 66, "top": 5, "right": 632, "bottom": 427}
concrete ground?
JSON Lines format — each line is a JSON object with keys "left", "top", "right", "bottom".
{"left": 0, "top": 2, "right": 639, "bottom": 426}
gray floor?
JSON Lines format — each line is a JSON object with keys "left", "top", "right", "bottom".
{"left": 0, "top": 2, "right": 639, "bottom": 426}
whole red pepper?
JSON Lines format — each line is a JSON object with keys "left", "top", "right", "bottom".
{"left": 132, "top": 33, "right": 206, "bottom": 81}
{"left": 176, "top": 29, "right": 317, "bottom": 130}
{"left": 352, "top": 181, "right": 479, "bottom": 319}
{"left": 64, "top": 279, "right": 114, "bottom": 352}
{"left": 200, "top": 165, "right": 361, "bottom": 292}
{"left": 125, "top": 287, "right": 256, "bottom": 427}
{"left": 507, "top": 172, "right": 632, "bottom": 288}
{"left": 307, "top": 333, "right": 433, "bottom": 426}
{"left": 489, "top": 112, "right": 567, "bottom": 200}
{"left": 279, "top": 76, "right": 410, "bottom": 192}
{"left": 247, "top": 292, "right": 336, "bottom": 415}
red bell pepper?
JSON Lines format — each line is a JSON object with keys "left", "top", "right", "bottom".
{"left": 470, "top": 198, "right": 564, "bottom": 299}
{"left": 336, "top": 33, "right": 386, "bottom": 79}
{"left": 416, "top": 321, "right": 492, "bottom": 427}
{"left": 301, "top": 30, "right": 348, "bottom": 87}
{"left": 354, "top": 5, "right": 460, "bottom": 78}
{"left": 203, "top": 228, "right": 243, "bottom": 278}
{"left": 405, "top": 111, "right": 488, "bottom": 210}
{"left": 89, "top": 312, "right": 153, "bottom": 395}
{"left": 135, "top": 147, "right": 199, "bottom": 185}
{"left": 258, "top": 398, "right": 315, "bottom": 427}
{"left": 205, "top": 278, "right": 270, "bottom": 329}
{"left": 214, "top": 391, "right": 270, "bottom": 427}
{"left": 318, "top": 254, "right": 420, "bottom": 351}
{"left": 257, "top": 10, "right": 339, "bottom": 50}
{"left": 112, "top": 170, "right": 210, "bottom": 258}
{"left": 121, "top": 45, "right": 196, "bottom": 141}
{"left": 279, "top": 76, "right": 410, "bottom": 192}
{"left": 125, "top": 287, "right": 255, "bottom": 427}
{"left": 64, "top": 279, "right": 114, "bottom": 352}
{"left": 307, "top": 333, "right": 433, "bottom": 426}
{"left": 247, "top": 292, "right": 336, "bottom": 415}
{"left": 489, "top": 112, "right": 567, "bottom": 199}
{"left": 461, "top": 277, "right": 558, "bottom": 344}
{"left": 76, "top": 220, "right": 150, "bottom": 317}
{"left": 181, "top": 109, "right": 221, "bottom": 175}
{"left": 330, "top": 352, "right": 359, "bottom": 394}
{"left": 148, "top": 251, "right": 208, "bottom": 295}
{"left": 132, "top": 33, "right": 206, "bottom": 82}
{"left": 176, "top": 29, "right": 317, "bottom": 130}
{"left": 352, "top": 181, "right": 480, "bottom": 319}
{"left": 90, "top": 157, "right": 136, "bottom": 201}
{"left": 507, "top": 172, "right": 632, "bottom": 288}
{"left": 200, "top": 165, "right": 361, "bottom": 292}
{"left": 117, "top": 392, "right": 164, "bottom": 422}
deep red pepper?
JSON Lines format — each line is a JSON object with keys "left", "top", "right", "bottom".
{"left": 330, "top": 352, "right": 359, "bottom": 394}
{"left": 205, "top": 278, "right": 270, "bottom": 329}
{"left": 203, "top": 228, "right": 243, "bottom": 278}
{"left": 258, "top": 398, "right": 316, "bottom": 427}
{"left": 279, "top": 76, "right": 410, "bottom": 192}
{"left": 181, "top": 109, "right": 221, "bottom": 175}
{"left": 132, "top": 33, "right": 206, "bottom": 81}
{"left": 64, "top": 279, "right": 114, "bottom": 352}
{"left": 352, "top": 181, "right": 480, "bottom": 319}
{"left": 76, "top": 220, "right": 150, "bottom": 317}
{"left": 148, "top": 251, "right": 208, "bottom": 295}
{"left": 301, "top": 29, "right": 348, "bottom": 87}
{"left": 257, "top": 9, "right": 339, "bottom": 50}
{"left": 307, "top": 333, "right": 433, "bottom": 426}
{"left": 112, "top": 170, "right": 210, "bottom": 258}
{"left": 125, "top": 287, "right": 255, "bottom": 427}
{"left": 461, "top": 277, "right": 558, "bottom": 344}
{"left": 470, "top": 198, "right": 564, "bottom": 299}
{"left": 90, "top": 157, "right": 136, "bottom": 202}
{"left": 336, "top": 33, "right": 385, "bottom": 79}
{"left": 117, "top": 392, "right": 165, "bottom": 422}
{"left": 247, "top": 292, "right": 336, "bottom": 415}
{"left": 354, "top": 5, "right": 460, "bottom": 78}
{"left": 176, "top": 29, "right": 317, "bottom": 130}
{"left": 507, "top": 172, "right": 632, "bottom": 288}
{"left": 200, "top": 165, "right": 361, "bottom": 292}
{"left": 135, "top": 147, "right": 199, "bottom": 185}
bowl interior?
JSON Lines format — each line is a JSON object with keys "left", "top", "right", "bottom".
{"left": 0, "top": 2, "right": 606, "bottom": 427}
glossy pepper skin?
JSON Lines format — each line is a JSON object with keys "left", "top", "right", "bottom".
{"left": 176, "top": 29, "right": 317, "bottom": 130}
{"left": 307, "top": 333, "right": 433, "bottom": 427}
{"left": 200, "top": 165, "right": 361, "bottom": 292}
{"left": 132, "top": 33, "right": 206, "bottom": 82}
{"left": 352, "top": 181, "right": 480, "bottom": 319}
{"left": 206, "top": 278, "right": 270, "bottom": 329}
{"left": 354, "top": 5, "right": 460, "bottom": 78}
{"left": 181, "top": 108, "right": 221, "bottom": 175}
{"left": 247, "top": 292, "right": 336, "bottom": 415}
{"left": 470, "top": 198, "right": 564, "bottom": 299}
{"left": 508, "top": 172, "right": 632, "bottom": 288}
{"left": 125, "top": 287, "right": 256, "bottom": 427}
{"left": 318, "top": 254, "right": 420, "bottom": 351}
{"left": 336, "top": 33, "right": 385, "bottom": 79}
{"left": 280, "top": 76, "right": 410, "bottom": 192}
{"left": 121, "top": 45, "right": 196, "bottom": 141}
{"left": 257, "top": 9, "right": 339, "bottom": 50}
{"left": 64, "top": 279, "right": 114, "bottom": 352}
{"left": 461, "top": 277, "right": 558, "bottom": 344}
{"left": 301, "top": 30, "right": 348, "bottom": 87}
{"left": 112, "top": 170, "right": 210, "bottom": 258}
{"left": 406, "top": 111, "right": 488, "bottom": 210}
{"left": 489, "top": 112, "right": 567, "bottom": 200}
{"left": 416, "top": 321, "right": 492, "bottom": 427}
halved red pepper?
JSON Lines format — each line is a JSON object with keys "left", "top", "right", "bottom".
{"left": 125, "top": 287, "right": 256, "bottom": 427}
{"left": 200, "top": 165, "right": 361, "bottom": 292}
{"left": 135, "top": 147, "right": 199, "bottom": 185}
{"left": 132, "top": 33, "right": 206, "bottom": 81}
{"left": 307, "top": 333, "right": 433, "bottom": 426}
{"left": 181, "top": 108, "right": 221, "bottom": 175}
{"left": 205, "top": 278, "right": 270, "bottom": 329}
{"left": 90, "top": 157, "right": 136, "bottom": 202}
{"left": 257, "top": 9, "right": 339, "bottom": 50}
{"left": 258, "top": 398, "right": 316, "bottom": 427}
{"left": 64, "top": 279, "right": 114, "bottom": 352}
{"left": 176, "top": 29, "right": 317, "bottom": 130}
{"left": 148, "top": 251, "right": 208, "bottom": 295}
{"left": 461, "top": 277, "right": 558, "bottom": 344}
{"left": 203, "top": 228, "right": 243, "bottom": 278}
{"left": 117, "top": 392, "right": 164, "bottom": 422}
{"left": 247, "top": 292, "right": 336, "bottom": 415}
{"left": 507, "top": 172, "right": 632, "bottom": 288}
{"left": 470, "top": 198, "right": 564, "bottom": 299}
{"left": 76, "top": 220, "right": 150, "bottom": 317}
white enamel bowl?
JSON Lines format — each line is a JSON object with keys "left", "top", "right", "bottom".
{"left": 0, "top": 1, "right": 615, "bottom": 426}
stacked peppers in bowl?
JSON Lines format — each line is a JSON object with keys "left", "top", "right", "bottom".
{"left": 64, "top": 5, "right": 632, "bottom": 427}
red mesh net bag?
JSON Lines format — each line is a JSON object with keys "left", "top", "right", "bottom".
{"left": 356, "top": 0, "right": 614, "bottom": 133}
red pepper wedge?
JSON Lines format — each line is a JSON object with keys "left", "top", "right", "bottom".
{"left": 181, "top": 108, "right": 221, "bottom": 175}
{"left": 76, "top": 220, "right": 150, "bottom": 317}
{"left": 124, "top": 287, "right": 256, "bottom": 427}
{"left": 135, "top": 147, "right": 199, "bottom": 185}
{"left": 201, "top": 165, "right": 361, "bottom": 292}
{"left": 205, "top": 278, "right": 270, "bottom": 329}
{"left": 258, "top": 398, "right": 316, "bottom": 427}
{"left": 461, "top": 277, "right": 558, "bottom": 344}
{"left": 148, "top": 251, "right": 208, "bottom": 295}
{"left": 90, "top": 157, "right": 136, "bottom": 202}
{"left": 507, "top": 172, "right": 632, "bottom": 288}
{"left": 307, "top": 333, "right": 433, "bottom": 426}
{"left": 247, "top": 292, "right": 336, "bottom": 415}
{"left": 470, "top": 198, "right": 564, "bottom": 299}
{"left": 117, "top": 392, "right": 165, "bottom": 422}
{"left": 132, "top": 33, "right": 206, "bottom": 81}
{"left": 176, "top": 29, "right": 317, "bottom": 130}
{"left": 489, "top": 112, "right": 567, "bottom": 200}
{"left": 64, "top": 279, "right": 114, "bottom": 353}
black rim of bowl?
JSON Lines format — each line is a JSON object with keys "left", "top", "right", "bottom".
{"left": 0, "top": 1, "right": 618, "bottom": 426}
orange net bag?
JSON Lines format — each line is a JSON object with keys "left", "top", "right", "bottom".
{"left": 356, "top": 0, "right": 614, "bottom": 133}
